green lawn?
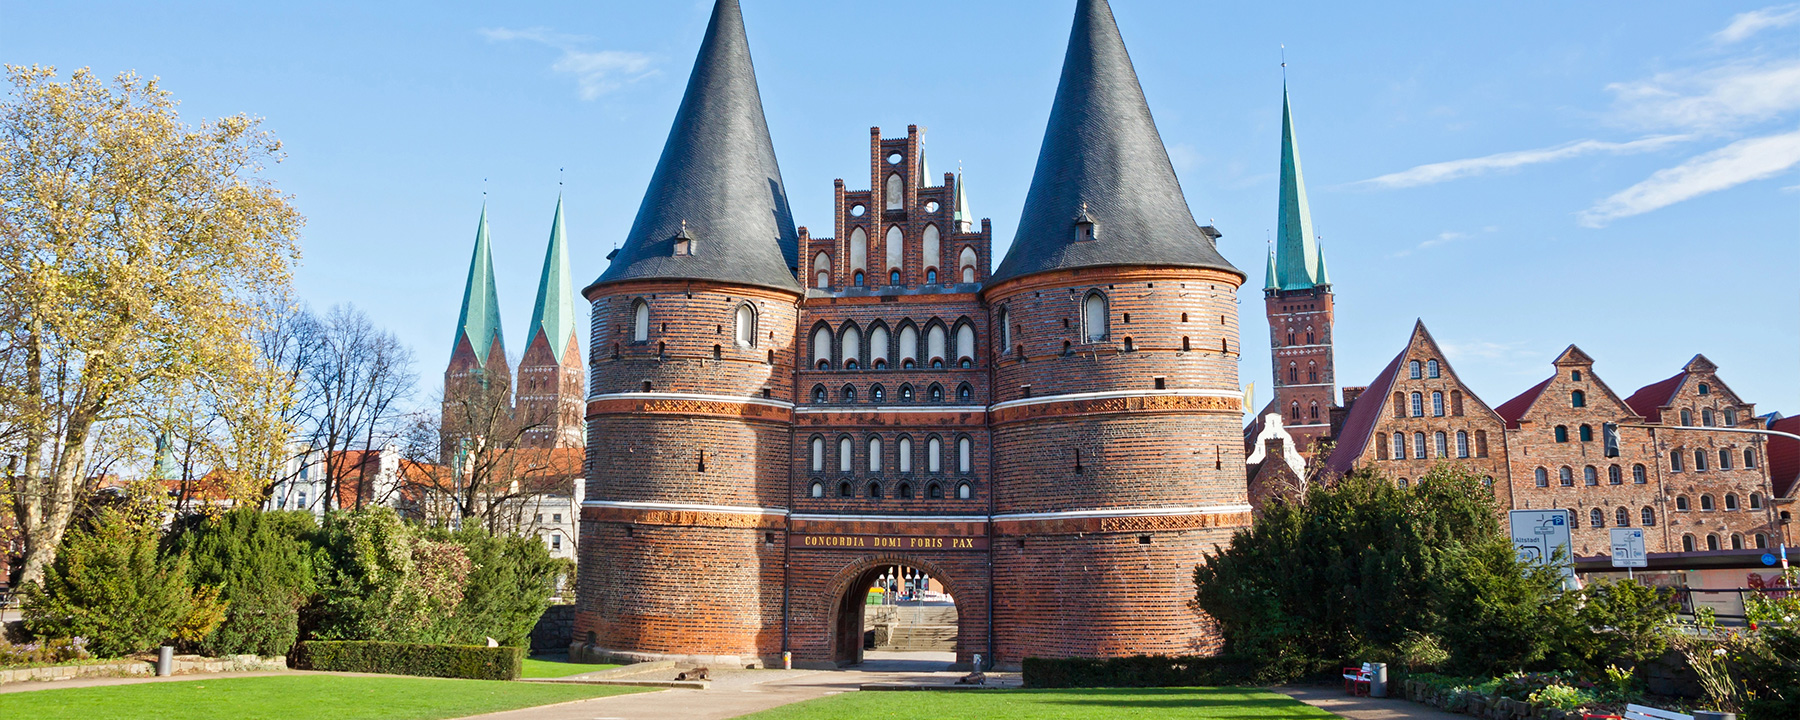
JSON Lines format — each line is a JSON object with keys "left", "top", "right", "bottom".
{"left": 0, "top": 674, "right": 644, "bottom": 720}
{"left": 521, "top": 655, "right": 621, "bottom": 678}
{"left": 739, "top": 687, "right": 1336, "bottom": 719}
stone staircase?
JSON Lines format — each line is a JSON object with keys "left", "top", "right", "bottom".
{"left": 864, "top": 605, "right": 959, "bottom": 651}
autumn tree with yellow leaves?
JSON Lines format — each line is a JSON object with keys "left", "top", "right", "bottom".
{"left": 0, "top": 65, "right": 302, "bottom": 585}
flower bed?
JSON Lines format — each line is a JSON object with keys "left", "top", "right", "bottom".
{"left": 1400, "top": 670, "right": 1687, "bottom": 720}
{"left": 0, "top": 653, "right": 287, "bottom": 684}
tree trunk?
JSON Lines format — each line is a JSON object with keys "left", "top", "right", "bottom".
{"left": 18, "top": 412, "right": 94, "bottom": 586}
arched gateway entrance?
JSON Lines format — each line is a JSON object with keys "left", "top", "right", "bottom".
{"left": 831, "top": 562, "right": 960, "bottom": 667}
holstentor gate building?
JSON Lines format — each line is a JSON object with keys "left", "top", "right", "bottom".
{"left": 576, "top": 0, "right": 1249, "bottom": 669}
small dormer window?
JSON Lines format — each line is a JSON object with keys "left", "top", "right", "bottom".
{"left": 1073, "top": 203, "right": 1097, "bottom": 242}
{"left": 672, "top": 220, "right": 695, "bottom": 256}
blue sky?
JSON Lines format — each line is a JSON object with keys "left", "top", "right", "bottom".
{"left": 6, "top": 1, "right": 1796, "bottom": 416}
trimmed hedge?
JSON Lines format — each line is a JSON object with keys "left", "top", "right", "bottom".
{"left": 293, "top": 641, "right": 522, "bottom": 680}
{"left": 1023, "top": 655, "right": 1257, "bottom": 688}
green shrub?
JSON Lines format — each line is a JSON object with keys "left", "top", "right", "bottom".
{"left": 1568, "top": 577, "right": 1678, "bottom": 673}
{"left": 1429, "top": 541, "right": 1577, "bottom": 676}
{"left": 292, "top": 640, "right": 522, "bottom": 680}
{"left": 1021, "top": 655, "right": 1257, "bottom": 688}
{"left": 21, "top": 509, "right": 224, "bottom": 657}
{"left": 169, "top": 509, "right": 318, "bottom": 657}
{"left": 420, "top": 527, "right": 565, "bottom": 647}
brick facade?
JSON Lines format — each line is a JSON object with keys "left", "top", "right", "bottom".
{"left": 1266, "top": 287, "right": 1336, "bottom": 454}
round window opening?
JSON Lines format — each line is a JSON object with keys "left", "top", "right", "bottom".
{"left": 887, "top": 153, "right": 902, "bottom": 164}
{"left": 850, "top": 204, "right": 866, "bottom": 217}
{"left": 925, "top": 200, "right": 940, "bottom": 213}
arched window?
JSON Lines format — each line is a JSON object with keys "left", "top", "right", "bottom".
{"left": 1731, "top": 534, "right": 1744, "bottom": 550}
{"left": 1571, "top": 390, "right": 1585, "bottom": 408}
{"left": 1427, "top": 359, "right": 1440, "bottom": 378}
{"left": 632, "top": 300, "right": 650, "bottom": 342}
{"left": 1307, "top": 361, "right": 1318, "bottom": 383}
{"left": 927, "top": 482, "right": 943, "bottom": 499}
{"left": 1414, "top": 432, "right": 1428, "bottom": 459}
{"left": 1700, "top": 494, "right": 1715, "bottom": 511}
{"left": 921, "top": 224, "right": 940, "bottom": 279}
{"left": 1698, "top": 382, "right": 1710, "bottom": 395}
{"left": 1451, "top": 390, "right": 1465, "bottom": 416}
{"left": 1584, "top": 466, "right": 1598, "bottom": 485}
{"left": 1432, "top": 391, "right": 1445, "bottom": 417}
{"left": 841, "top": 325, "right": 862, "bottom": 369}
{"left": 1590, "top": 508, "right": 1604, "bottom": 528}
{"left": 1706, "top": 534, "right": 1721, "bottom": 551}
{"left": 734, "top": 304, "right": 757, "bottom": 346}
{"left": 884, "top": 173, "right": 903, "bottom": 209}
{"left": 871, "top": 384, "right": 885, "bottom": 402}
{"left": 1702, "top": 408, "right": 1715, "bottom": 426}
{"left": 929, "top": 384, "right": 944, "bottom": 402}
{"left": 1408, "top": 360, "right": 1422, "bottom": 379}
{"left": 1746, "top": 448, "right": 1757, "bottom": 468}
{"left": 899, "top": 384, "right": 914, "bottom": 402}
{"left": 927, "top": 437, "right": 942, "bottom": 473}
{"left": 885, "top": 225, "right": 904, "bottom": 277}
{"left": 839, "top": 437, "right": 853, "bottom": 473}
{"left": 811, "top": 481, "right": 824, "bottom": 498}
{"left": 814, "top": 252, "right": 832, "bottom": 288}
{"left": 958, "top": 383, "right": 972, "bottom": 402}
{"left": 842, "top": 385, "right": 856, "bottom": 403}
{"left": 1411, "top": 392, "right": 1424, "bottom": 417}
{"left": 1676, "top": 495, "right": 1690, "bottom": 511}
{"left": 1720, "top": 448, "right": 1732, "bottom": 470}
{"left": 1680, "top": 409, "right": 1693, "bottom": 426}
{"left": 927, "top": 325, "right": 947, "bottom": 367}
{"left": 1682, "top": 535, "right": 1696, "bottom": 552}
{"left": 1434, "top": 431, "right": 1448, "bottom": 458}
{"left": 1695, "top": 449, "right": 1708, "bottom": 471}
{"left": 812, "top": 326, "right": 833, "bottom": 368}
{"left": 1398, "top": 478, "right": 1409, "bottom": 489}
{"left": 1608, "top": 464, "right": 1622, "bottom": 484}
{"left": 839, "top": 481, "right": 852, "bottom": 498}
{"left": 1394, "top": 433, "right": 1407, "bottom": 460}
{"left": 958, "top": 437, "right": 972, "bottom": 473}
{"left": 1392, "top": 393, "right": 1405, "bottom": 419}
{"left": 1642, "top": 507, "right": 1656, "bottom": 526}
{"left": 999, "top": 307, "right": 1011, "bottom": 351}
{"left": 957, "top": 482, "right": 972, "bottom": 499}
{"left": 1756, "top": 533, "right": 1768, "bottom": 549}
{"left": 1309, "top": 402, "right": 1320, "bottom": 420}
{"left": 959, "top": 246, "right": 978, "bottom": 284}
{"left": 1534, "top": 467, "right": 1548, "bottom": 487}
{"left": 956, "top": 323, "right": 976, "bottom": 365}
{"left": 1306, "top": 326, "right": 1315, "bottom": 344}
{"left": 1725, "top": 493, "right": 1738, "bottom": 510}
{"left": 870, "top": 325, "right": 890, "bottom": 368}
{"left": 868, "top": 437, "right": 882, "bottom": 473}
{"left": 849, "top": 227, "right": 868, "bottom": 280}
{"left": 1554, "top": 425, "right": 1569, "bottom": 443}
{"left": 868, "top": 481, "right": 883, "bottom": 499}
{"left": 1616, "top": 507, "right": 1630, "bottom": 527}
{"left": 1579, "top": 424, "right": 1593, "bottom": 442}
{"left": 1456, "top": 431, "right": 1470, "bottom": 458}
{"left": 811, "top": 437, "right": 824, "bottom": 472}
{"left": 1750, "top": 492, "right": 1763, "bottom": 509}
{"left": 899, "top": 325, "right": 919, "bottom": 367}
{"left": 898, "top": 437, "right": 913, "bottom": 473}
{"left": 1632, "top": 464, "right": 1647, "bottom": 483}
{"left": 1475, "top": 430, "right": 1488, "bottom": 457}
{"left": 1559, "top": 466, "right": 1574, "bottom": 486}
{"left": 898, "top": 482, "right": 913, "bottom": 499}
{"left": 813, "top": 385, "right": 827, "bottom": 403}
{"left": 1725, "top": 408, "right": 1738, "bottom": 426}
{"left": 1289, "top": 363, "right": 1299, "bottom": 384}
{"left": 1083, "top": 292, "right": 1108, "bottom": 343}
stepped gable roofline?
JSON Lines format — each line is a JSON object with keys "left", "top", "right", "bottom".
{"left": 588, "top": 0, "right": 802, "bottom": 297}
{"left": 454, "top": 205, "right": 505, "bottom": 362}
{"left": 530, "top": 195, "right": 579, "bottom": 360}
{"left": 1324, "top": 336, "right": 1409, "bottom": 476}
{"left": 989, "top": 0, "right": 1239, "bottom": 286}
{"left": 1768, "top": 415, "right": 1800, "bottom": 499}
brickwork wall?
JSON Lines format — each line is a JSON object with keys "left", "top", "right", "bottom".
{"left": 1349, "top": 327, "right": 1511, "bottom": 506}
{"left": 574, "top": 521, "right": 784, "bottom": 658}
{"left": 784, "top": 549, "right": 991, "bottom": 666}
{"left": 518, "top": 329, "right": 586, "bottom": 449}
{"left": 1266, "top": 287, "right": 1335, "bottom": 453}
{"left": 588, "top": 281, "right": 801, "bottom": 401}
{"left": 1645, "top": 371, "right": 1780, "bottom": 552}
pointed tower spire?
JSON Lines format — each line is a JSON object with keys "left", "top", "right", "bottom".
{"left": 991, "top": 0, "right": 1238, "bottom": 284}
{"left": 531, "top": 196, "right": 578, "bottom": 360}
{"left": 590, "top": 0, "right": 801, "bottom": 294}
{"left": 1316, "top": 247, "right": 1330, "bottom": 285}
{"left": 453, "top": 205, "right": 505, "bottom": 365}
{"left": 1274, "top": 83, "right": 1321, "bottom": 290}
{"left": 1264, "top": 248, "right": 1278, "bottom": 291}
{"left": 953, "top": 171, "right": 973, "bottom": 232}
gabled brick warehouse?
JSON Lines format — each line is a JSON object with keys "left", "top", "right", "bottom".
{"left": 575, "top": 0, "right": 1248, "bottom": 670}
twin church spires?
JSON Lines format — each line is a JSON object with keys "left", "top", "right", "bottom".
{"left": 446, "top": 197, "right": 585, "bottom": 450}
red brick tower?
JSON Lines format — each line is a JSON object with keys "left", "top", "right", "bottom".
{"left": 577, "top": 0, "right": 802, "bottom": 664}
{"left": 984, "top": 0, "right": 1248, "bottom": 662}
{"left": 1262, "top": 85, "right": 1336, "bottom": 456}
{"left": 518, "top": 197, "right": 585, "bottom": 449}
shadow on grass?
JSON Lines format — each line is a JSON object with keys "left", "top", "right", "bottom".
{"left": 1023, "top": 688, "right": 1334, "bottom": 717}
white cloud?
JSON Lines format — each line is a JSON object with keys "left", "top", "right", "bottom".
{"left": 1606, "top": 58, "right": 1800, "bottom": 132}
{"left": 1714, "top": 5, "right": 1800, "bottom": 44}
{"left": 1393, "top": 227, "right": 1497, "bottom": 257}
{"left": 1578, "top": 127, "right": 1800, "bottom": 226}
{"left": 1354, "top": 136, "right": 1689, "bottom": 189}
{"left": 1440, "top": 340, "right": 1534, "bottom": 363}
{"left": 481, "top": 26, "right": 654, "bottom": 100}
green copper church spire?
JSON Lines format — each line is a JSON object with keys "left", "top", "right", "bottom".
{"left": 1264, "top": 248, "right": 1278, "bottom": 291}
{"left": 953, "top": 171, "right": 973, "bottom": 232}
{"left": 453, "top": 205, "right": 505, "bottom": 364}
{"left": 1274, "top": 83, "right": 1323, "bottom": 291}
{"left": 530, "top": 196, "right": 578, "bottom": 360}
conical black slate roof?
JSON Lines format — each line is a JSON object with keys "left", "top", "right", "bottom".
{"left": 589, "top": 0, "right": 802, "bottom": 294}
{"left": 991, "top": 0, "right": 1240, "bottom": 285}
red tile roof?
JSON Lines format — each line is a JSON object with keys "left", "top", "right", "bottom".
{"left": 1494, "top": 376, "right": 1552, "bottom": 429}
{"left": 1769, "top": 415, "right": 1800, "bottom": 499}
{"left": 1325, "top": 344, "right": 1408, "bottom": 476}
{"left": 1624, "top": 371, "right": 1685, "bottom": 424}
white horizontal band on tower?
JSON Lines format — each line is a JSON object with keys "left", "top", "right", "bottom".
{"left": 583, "top": 499, "right": 788, "bottom": 516}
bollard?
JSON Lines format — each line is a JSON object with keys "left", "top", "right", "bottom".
{"left": 973, "top": 653, "right": 983, "bottom": 671}
{"left": 1368, "top": 662, "right": 1388, "bottom": 698}
{"left": 782, "top": 651, "right": 792, "bottom": 670}
{"left": 157, "top": 646, "right": 173, "bottom": 677}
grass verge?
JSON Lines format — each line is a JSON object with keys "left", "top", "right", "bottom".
{"left": 521, "top": 656, "right": 621, "bottom": 678}
{"left": 0, "top": 673, "right": 645, "bottom": 720}
{"left": 737, "top": 687, "right": 1338, "bottom": 719}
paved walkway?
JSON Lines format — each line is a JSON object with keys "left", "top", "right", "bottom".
{"left": 461, "top": 669, "right": 860, "bottom": 720}
{"left": 1278, "top": 684, "right": 1465, "bottom": 719}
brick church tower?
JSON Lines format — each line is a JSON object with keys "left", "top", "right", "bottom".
{"left": 577, "top": 0, "right": 802, "bottom": 660}
{"left": 984, "top": 0, "right": 1249, "bottom": 659}
{"left": 1263, "top": 85, "right": 1337, "bottom": 456}
{"left": 446, "top": 206, "right": 510, "bottom": 399}
{"left": 517, "top": 197, "right": 585, "bottom": 449}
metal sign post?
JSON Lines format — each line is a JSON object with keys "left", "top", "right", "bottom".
{"left": 1610, "top": 527, "right": 1647, "bottom": 581}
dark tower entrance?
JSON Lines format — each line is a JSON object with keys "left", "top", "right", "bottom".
{"left": 830, "top": 562, "right": 960, "bottom": 669}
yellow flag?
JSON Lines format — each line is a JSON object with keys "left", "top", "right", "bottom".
{"left": 1242, "top": 383, "right": 1255, "bottom": 413}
